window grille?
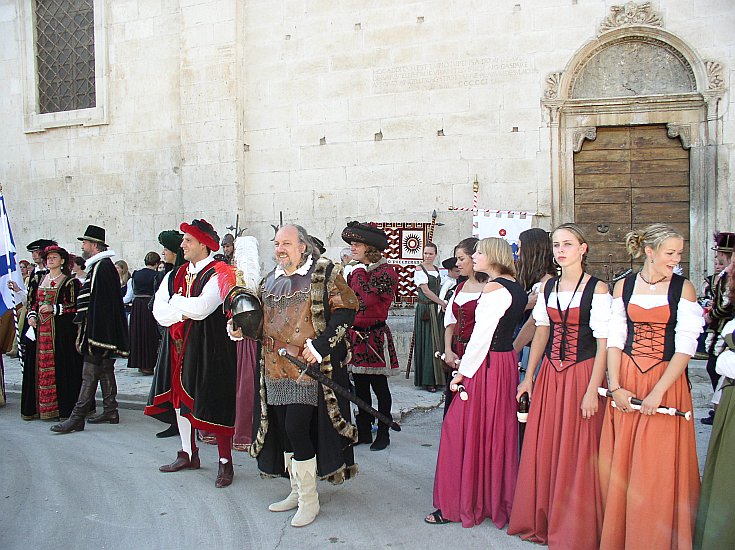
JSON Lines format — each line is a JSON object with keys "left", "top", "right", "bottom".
{"left": 35, "top": 0, "right": 95, "bottom": 114}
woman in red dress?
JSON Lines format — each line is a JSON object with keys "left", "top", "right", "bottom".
{"left": 599, "top": 223, "right": 703, "bottom": 550}
{"left": 439, "top": 237, "right": 487, "bottom": 415}
{"left": 25, "top": 246, "right": 83, "bottom": 419}
{"left": 508, "top": 223, "right": 611, "bottom": 549}
{"left": 425, "top": 237, "right": 527, "bottom": 528}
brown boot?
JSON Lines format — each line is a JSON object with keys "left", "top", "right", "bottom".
{"left": 50, "top": 416, "right": 85, "bottom": 434}
{"left": 88, "top": 411, "right": 120, "bottom": 424}
{"left": 215, "top": 461, "right": 234, "bottom": 488}
{"left": 159, "top": 450, "right": 200, "bottom": 472}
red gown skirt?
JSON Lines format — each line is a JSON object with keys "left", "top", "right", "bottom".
{"left": 508, "top": 357, "right": 605, "bottom": 549}
{"left": 433, "top": 350, "right": 518, "bottom": 528}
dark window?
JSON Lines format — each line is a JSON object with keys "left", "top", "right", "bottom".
{"left": 35, "top": 0, "right": 95, "bottom": 114}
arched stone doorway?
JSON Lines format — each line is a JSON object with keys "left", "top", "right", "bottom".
{"left": 542, "top": 2, "right": 726, "bottom": 284}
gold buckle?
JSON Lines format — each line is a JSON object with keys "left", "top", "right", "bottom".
{"left": 264, "top": 336, "right": 275, "bottom": 352}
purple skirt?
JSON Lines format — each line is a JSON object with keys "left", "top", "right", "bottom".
{"left": 433, "top": 350, "right": 519, "bottom": 528}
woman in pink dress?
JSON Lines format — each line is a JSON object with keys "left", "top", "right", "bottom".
{"left": 508, "top": 223, "right": 611, "bottom": 549}
{"left": 425, "top": 237, "right": 527, "bottom": 528}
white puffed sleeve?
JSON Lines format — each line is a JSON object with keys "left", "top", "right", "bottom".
{"left": 589, "top": 292, "right": 613, "bottom": 339}
{"left": 607, "top": 297, "right": 627, "bottom": 350}
{"left": 674, "top": 298, "right": 705, "bottom": 356}
{"left": 413, "top": 269, "right": 429, "bottom": 286}
{"left": 457, "top": 287, "right": 512, "bottom": 379}
{"left": 444, "top": 293, "right": 457, "bottom": 327}
{"left": 532, "top": 289, "right": 549, "bottom": 327}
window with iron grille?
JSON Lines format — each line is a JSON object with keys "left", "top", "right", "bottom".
{"left": 35, "top": 0, "right": 96, "bottom": 114}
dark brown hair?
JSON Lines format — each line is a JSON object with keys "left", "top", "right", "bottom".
{"left": 144, "top": 251, "right": 161, "bottom": 267}
{"left": 424, "top": 242, "right": 438, "bottom": 253}
{"left": 517, "top": 228, "right": 555, "bottom": 291}
{"left": 364, "top": 245, "right": 383, "bottom": 264}
{"left": 454, "top": 237, "right": 488, "bottom": 283}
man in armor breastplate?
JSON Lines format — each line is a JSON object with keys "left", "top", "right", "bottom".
{"left": 249, "top": 224, "right": 359, "bottom": 528}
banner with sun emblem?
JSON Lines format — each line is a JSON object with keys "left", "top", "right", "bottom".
{"left": 376, "top": 222, "right": 433, "bottom": 305}
{"left": 473, "top": 211, "right": 533, "bottom": 258}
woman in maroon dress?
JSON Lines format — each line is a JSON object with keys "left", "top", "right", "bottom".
{"left": 508, "top": 223, "right": 611, "bottom": 550}
{"left": 439, "top": 237, "right": 487, "bottom": 415}
{"left": 426, "top": 237, "right": 527, "bottom": 528}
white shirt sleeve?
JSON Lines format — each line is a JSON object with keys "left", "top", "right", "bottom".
{"left": 607, "top": 297, "right": 627, "bottom": 350}
{"left": 444, "top": 293, "right": 457, "bottom": 327}
{"left": 168, "top": 274, "right": 223, "bottom": 321}
{"left": 589, "top": 292, "right": 613, "bottom": 339}
{"left": 123, "top": 279, "right": 134, "bottom": 304}
{"left": 457, "top": 287, "right": 512, "bottom": 378}
{"left": 152, "top": 272, "right": 183, "bottom": 327}
{"left": 674, "top": 298, "right": 705, "bottom": 356}
{"left": 413, "top": 269, "right": 428, "bottom": 286}
{"left": 532, "top": 288, "right": 550, "bottom": 327}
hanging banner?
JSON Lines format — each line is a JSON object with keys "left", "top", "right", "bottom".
{"left": 473, "top": 211, "right": 533, "bottom": 258}
{"left": 376, "top": 222, "right": 433, "bottom": 306}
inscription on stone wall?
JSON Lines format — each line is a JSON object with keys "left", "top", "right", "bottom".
{"left": 373, "top": 57, "right": 532, "bottom": 93}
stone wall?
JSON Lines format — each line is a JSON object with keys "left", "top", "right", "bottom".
{"left": 0, "top": 0, "right": 732, "bottom": 272}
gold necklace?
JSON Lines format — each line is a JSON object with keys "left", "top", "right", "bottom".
{"left": 639, "top": 270, "right": 668, "bottom": 291}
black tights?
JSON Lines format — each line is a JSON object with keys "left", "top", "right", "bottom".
{"left": 272, "top": 404, "right": 316, "bottom": 461}
{"left": 352, "top": 373, "right": 392, "bottom": 428}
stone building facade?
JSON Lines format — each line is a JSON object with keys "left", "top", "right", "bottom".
{"left": 0, "top": 0, "right": 732, "bottom": 285}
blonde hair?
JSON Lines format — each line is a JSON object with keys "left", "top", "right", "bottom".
{"left": 552, "top": 223, "right": 589, "bottom": 267}
{"left": 625, "top": 224, "right": 683, "bottom": 259}
{"left": 477, "top": 237, "right": 516, "bottom": 277}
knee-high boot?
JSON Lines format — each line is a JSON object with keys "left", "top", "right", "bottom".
{"left": 50, "top": 362, "right": 96, "bottom": 433}
{"left": 355, "top": 413, "right": 373, "bottom": 445}
{"left": 269, "top": 452, "right": 299, "bottom": 512}
{"left": 89, "top": 360, "right": 119, "bottom": 424}
{"left": 290, "top": 456, "right": 319, "bottom": 527}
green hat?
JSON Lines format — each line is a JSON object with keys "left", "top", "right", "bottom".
{"left": 158, "top": 230, "right": 184, "bottom": 253}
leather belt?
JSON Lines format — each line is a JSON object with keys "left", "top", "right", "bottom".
{"left": 263, "top": 335, "right": 302, "bottom": 358}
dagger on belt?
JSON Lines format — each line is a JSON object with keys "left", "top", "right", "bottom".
{"left": 278, "top": 348, "right": 401, "bottom": 432}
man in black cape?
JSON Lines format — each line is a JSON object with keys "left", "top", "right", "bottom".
{"left": 51, "top": 225, "right": 129, "bottom": 433}
{"left": 145, "top": 219, "right": 238, "bottom": 488}
{"left": 247, "top": 224, "right": 359, "bottom": 528}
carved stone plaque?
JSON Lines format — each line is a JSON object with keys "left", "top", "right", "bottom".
{"left": 571, "top": 37, "right": 696, "bottom": 98}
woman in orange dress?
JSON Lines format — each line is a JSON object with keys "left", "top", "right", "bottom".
{"left": 599, "top": 224, "right": 704, "bottom": 550}
{"left": 509, "top": 223, "right": 611, "bottom": 550}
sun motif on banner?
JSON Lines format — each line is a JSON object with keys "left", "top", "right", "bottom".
{"left": 403, "top": 232, "right": 422, "bottom": 256}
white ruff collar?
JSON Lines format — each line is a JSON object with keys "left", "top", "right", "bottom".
{"left": 274, "top": 255, "right": 314, "bottom": 279}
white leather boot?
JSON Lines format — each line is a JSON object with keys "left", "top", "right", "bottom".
{"left": 268, "top": 452, "right": 299, "bottom": 512}
{"left": 290, "top": 456, "right": 320, "bottom": 527}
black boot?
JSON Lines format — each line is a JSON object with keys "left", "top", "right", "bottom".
{"left": 51, "top": 361, "right": 97, "bottom": 434}
{"left": 88, "top": 410, "right": 120, "bottom": 424}
{"left": 355, "top": 413, "right": 373, "bottom": 445}
{"left": 156, "top": 423, "right": 180, "bottom": 438}
{"left": 50, "top": 415, "right": 85, "bottom": 433}
{"left": 370, "top": 424, "right": 390, "bottom": 451}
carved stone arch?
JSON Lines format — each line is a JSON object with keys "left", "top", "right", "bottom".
{"left": 542, "top": 5, "right": 726, "bottom": 286}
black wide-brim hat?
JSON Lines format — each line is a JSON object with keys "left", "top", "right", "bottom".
{"left": 27, "top": 238, "right": 57, "bottom": 252}
{"left": 441, "top": 257, "right": 458, "bottom": 270}
{"left": 41, "top": 245, "right": 70, "bottom": 265}
{"left": 77, "top": 225, "right": 107, "bottom": 246}
{"left": 158, "top": 230, "right": 184, "bottom": 252}
{"left": 713, "top": 231, "right": 735, "bottom": 253}
{"left": 180, "top": 219, "right": 220, "bottom": 252}
{"left": 341, "top": 221, "right": 389, "bottom": 251}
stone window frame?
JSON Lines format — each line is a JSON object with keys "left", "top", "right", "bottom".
{"left": 18, "top": 0, "right": 109, "bottom": 133}
{"left": 542, "top": 25, "right": 726, "bottom": 286}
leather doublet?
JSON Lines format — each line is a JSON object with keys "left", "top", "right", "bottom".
{"left": 262, "top": 269, "right": 316, "bottom": 381}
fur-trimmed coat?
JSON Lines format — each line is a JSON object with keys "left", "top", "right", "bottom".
{"left": 251, "top": 256, "right": 360, "bottom": 484}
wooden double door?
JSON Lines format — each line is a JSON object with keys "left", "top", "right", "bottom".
{"left": 574, "top": 124, "right": 690, "bottom": 282}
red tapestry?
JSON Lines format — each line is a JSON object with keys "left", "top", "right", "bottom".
{"left": 376, "top": 222, "right": 433, "bottom": 306}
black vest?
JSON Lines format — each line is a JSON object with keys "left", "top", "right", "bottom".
{"left": 543, "top": 275, "right": 600, "bottom": 368}
{"left": 490, "top": 278, "right": 528, "bottom": 352}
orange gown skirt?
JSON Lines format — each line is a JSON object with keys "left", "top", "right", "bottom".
{"left": 598, "top": 305, "right": 700, "bottom": 550}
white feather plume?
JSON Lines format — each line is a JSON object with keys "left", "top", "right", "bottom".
{"left": 234, "top": 236, "right": 260, "bottom": 292}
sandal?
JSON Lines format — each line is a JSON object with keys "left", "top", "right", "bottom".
{"left": 424, "top": 509, "right": 450, "bottom": 525}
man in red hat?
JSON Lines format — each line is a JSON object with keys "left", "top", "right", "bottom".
{"left": 145, "top": 219, "right": 238, "bottom": 488}
{"left": 51, "top": 225, "right": 129, "bottom": 433}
